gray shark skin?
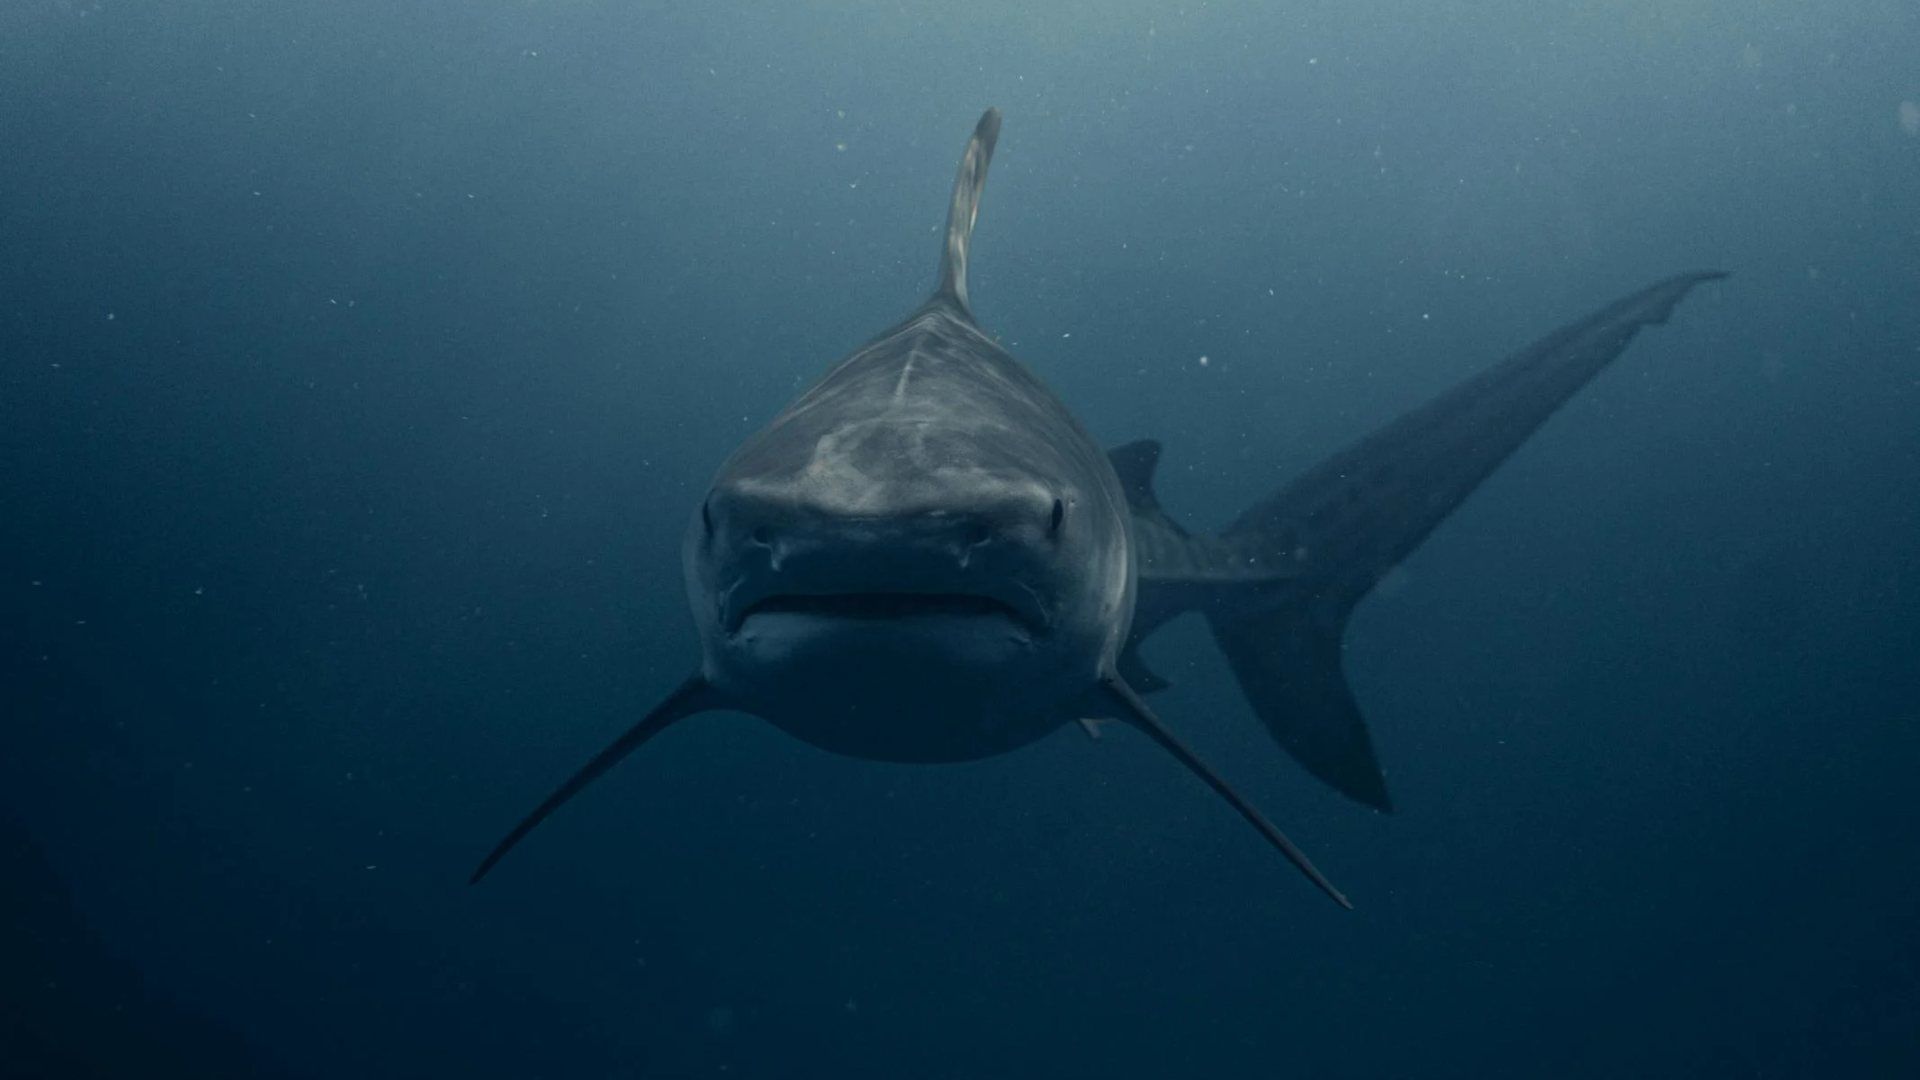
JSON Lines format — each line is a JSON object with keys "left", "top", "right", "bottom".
{"left": 471, "top": 108, "right": 1723, "bottom": 909}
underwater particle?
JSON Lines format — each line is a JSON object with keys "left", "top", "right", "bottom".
{"left": 1197, "top": 354, "right": 1210, "bottom": 367}
{"left": 1900, "top": 101, "right": 1920, "bottom": 136}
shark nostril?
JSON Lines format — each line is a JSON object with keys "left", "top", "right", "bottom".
{"left": 1048, "top": 498, "right": 1065, "bottom": 538}
{"left": 750, "top": 526, "right": 774, "bottom": 547}
{"left": 964, "top": 521, "right": 992, "bottom": 547}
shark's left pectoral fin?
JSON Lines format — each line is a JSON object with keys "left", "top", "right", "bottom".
{"left": 470, "top": 674, "right": 728, "bottom": 884}
{"left": 1099, "top": 675, "right": 1353, "bottom": 910}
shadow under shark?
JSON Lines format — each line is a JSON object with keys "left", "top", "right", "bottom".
{"left": 472, "top": 109, "right": 1722, "bottom": 908}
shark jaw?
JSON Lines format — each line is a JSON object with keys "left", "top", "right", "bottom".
{"left": 708, "top": 570, "right": 1079, "bottom": 765}
{"left": 724, "top": 581, "right": 1049, "bottom": 639}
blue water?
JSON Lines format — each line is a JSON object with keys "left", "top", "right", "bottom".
{"left": 4, "top": 2, "right": 1917, "bottom": 1076}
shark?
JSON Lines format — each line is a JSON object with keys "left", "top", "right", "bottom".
{"left": 471, "top": 108, "right": 1723, "bottom": 908}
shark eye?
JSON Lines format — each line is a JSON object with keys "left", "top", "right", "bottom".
{"left": 1049, "top": 497, "right": 1065, "bottom": 537}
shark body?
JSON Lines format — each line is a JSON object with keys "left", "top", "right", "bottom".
{"left": 472, "top": 109, "right": 1723, "bottom": 908}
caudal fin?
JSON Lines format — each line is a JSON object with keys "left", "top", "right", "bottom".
{"left": 1207, "top": 604, "right": 1394, "bottom": 810}
{"left": 1126, "top": 272, "right": 1727, "bottom": 811}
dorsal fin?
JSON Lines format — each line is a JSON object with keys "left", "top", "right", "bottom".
{"left": 934, "top": 108, "right": 1002, "bottom": 314}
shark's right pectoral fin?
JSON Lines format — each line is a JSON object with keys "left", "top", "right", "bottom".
{"left": 1099, "top": 674, "right": 1353, "bottom": 910}
{"left": 469, "top": 674, "right": 727, "bottom": 884}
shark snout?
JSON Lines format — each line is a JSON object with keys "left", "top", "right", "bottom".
{"left": 707, "top": 476, "right": 1065, "bottom": 563}
{"left": 735, "top": 514, "right": 1012, "bottom": 572}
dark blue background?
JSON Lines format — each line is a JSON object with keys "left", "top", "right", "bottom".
{"left": 4, "top": 2, "right": 1916, "bottom": 1076}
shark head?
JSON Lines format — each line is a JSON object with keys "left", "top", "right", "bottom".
{"left": 675, "top": 109, "right": 1130, "bottom": 762}
{"left": 683, "top": 303, "right": 1132, "bottom": 762}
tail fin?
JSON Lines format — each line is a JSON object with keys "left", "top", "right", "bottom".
{"left": 933, "top": 108, "right": 1002, "bottom": 314}
{"left": 1129, "top": 272, "right": 1727, "bottom": 811}
{"left": 1206, "top": 603, "right": 1394, "bottom": 809}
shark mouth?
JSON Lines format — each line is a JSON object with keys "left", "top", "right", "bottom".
{"left": 729, "top": 590, "right": 1045, "bottom": 635}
